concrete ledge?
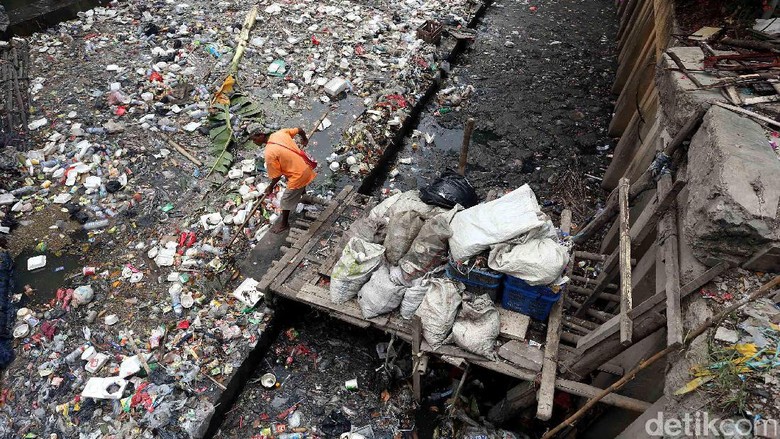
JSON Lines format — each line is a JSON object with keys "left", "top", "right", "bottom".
{"left": 683, "top": 105, "right": 780, "bottom": 266}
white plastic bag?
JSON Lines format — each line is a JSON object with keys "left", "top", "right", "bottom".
{"left": 452, "top": 293, "right": 500, "bottom": 358}
{"left": 399, "top": 206, "right": 459, "bottom": 283}
{"left": 330, "top": 237, "right": 386, "bottom": 304}
{"left": 415, "top": 277, "right": 464, "bottom": 349}
{"left": 358, "top": 264, "right": 406, "bottom": 318}
{"left": 488, "top": 221, "right": 570, "bottom": 286}
{"left": 449, "top": 185, "right": 545, "bottom": 261}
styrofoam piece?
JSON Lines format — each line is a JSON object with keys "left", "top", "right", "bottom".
{"left": 81, "top": 377, "right": 127, "bottom": 400}
{"left": 27, "top": 255, "right": 47, "bottom": 271}
{"left": 233, "top": 277, "right": 263, "bottom": 307}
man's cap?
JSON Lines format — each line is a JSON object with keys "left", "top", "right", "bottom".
{"left": 247, "top": 122, "right": 280, "bottom": 136}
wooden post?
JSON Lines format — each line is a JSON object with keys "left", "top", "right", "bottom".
{"left": 458, "top": 118, "right": 475, "bottom": 176}
{"left": 412, "top": 315, "right": 423, "bottom": 403}
{"left": 618, "top": 178, "right": 633, "bottom": 346}
{"left": 658, "top": 175, "right": 683, "bottom": 347}
{"left": 536, "top": 209, "right": 571, "bottom": 421}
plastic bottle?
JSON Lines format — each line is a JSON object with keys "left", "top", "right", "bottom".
{"left": 170, "top": 290, "right": 183, "bottom": 316}
{"left": 65, "top": 344, "right": 88, "bottom": 363}
{"left": 83, "top": 219, "right": 109, "bottom": 230}
{"left": 205, "top": 44, "right": 221, "bottom": 58}
{"left": 277, "top": 434, "right": 304, "bottom": 439}
{"left": 86, "top": 127, "right": 105, "bottom": 134}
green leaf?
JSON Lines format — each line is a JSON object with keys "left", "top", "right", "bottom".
{"left": 210, "top": 111, "right": 229, "bottom": 121}
{"left": 209, "top": 124, "right": 228, "bottom": 140}
{"left": 238, "top": 103, "right": 261, "bottom": 116}
{"left": 222, "top": 151, "right": 233, "bottom": 162}
{"left": 230, "top": 95, "right": 251, "bottom": 108}
{"left": 213, "top": 129, "right": 232, "bottom": 147}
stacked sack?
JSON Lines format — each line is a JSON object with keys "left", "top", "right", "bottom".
{"left": 329, "top": 173, "right": 549, "bottom": 359}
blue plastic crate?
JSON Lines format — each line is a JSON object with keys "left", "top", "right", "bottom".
{"left": 445, "top": 262, "right": 504, "bottom": 302}
{"left": 501, "top": 277, "right": 560, "bottom": 321}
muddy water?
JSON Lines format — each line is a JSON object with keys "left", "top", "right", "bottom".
{"left": 12, "top": 249, "right": 81, "bottom": 305}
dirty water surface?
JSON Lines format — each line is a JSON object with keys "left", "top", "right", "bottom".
{"left": 12, "top": 249, "right": 82, "bottom": 305}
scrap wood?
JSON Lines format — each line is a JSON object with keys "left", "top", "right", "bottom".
{"left": 542, "top": 274, "right": 780, "bottom": 439}
{"left": 666, "top": 50, "right": 704, "bottom": 88}
{"left": 616, "top": 179, "right": 632, "bottom": 346}
{"left": 165, "top": 136, "right": 203, "bottom": 167}
{"left": 720, "top": 37, "right": 780, "bottom": 54}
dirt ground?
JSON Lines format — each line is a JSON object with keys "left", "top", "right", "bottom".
{"left": 385, "top": 0, "right": 618, "bottom": 228}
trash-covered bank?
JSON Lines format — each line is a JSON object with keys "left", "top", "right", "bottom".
{"left": 0, "top": 0, "right": 646, "bottom": 437}
{"left": 0, "top": 0, "right": 487, "bottom": 436}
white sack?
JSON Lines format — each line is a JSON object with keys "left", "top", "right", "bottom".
{"left": 399, "top": 206, "right": 459, "bottom": 284}
{"left": 358, "top": 264, "right": 406, "bottom": 319}
{"left": 330, "top": 237, "right": 386, "bottom": 304}
{"left": 452, "top": 293, "right": 500, "bottom": 359}
{"left": 345, "top": 216, "right": 386, "bottom": 244}
{"left": 448, "top": 184, "right": 545, "bottom": 261}
{"left": 400, "top": 275, "right": 429, "bottom": 319}
{"left": 415, "top": 277, "right": 464, "bottom": 349}
{"left": 384, "top": 190, "right": 440, "bottom": 220}
{"left": 488, "top": 221, "right": 570, "bottom": 286}
{"left": 384, "top": 210, "right": 425, "bottom": 265}
{"left": 368, "top": 192, "right": 403, "bottom": 222}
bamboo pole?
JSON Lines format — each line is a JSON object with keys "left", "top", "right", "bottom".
{"left": 229, "top": 6, "right": 259, "bottom": 76}
{"left": 542, "top": 274, "right": 780, "bottom": 439}
{"left": 458, "top": 118, "right": 475, "bottom": 176}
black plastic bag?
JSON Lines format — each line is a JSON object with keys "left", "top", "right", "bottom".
{"left": 419, "top": 169, "right": 479, "bottom": 209}
{"left": 320, "top": 410, "right": 351, "bottom": 438}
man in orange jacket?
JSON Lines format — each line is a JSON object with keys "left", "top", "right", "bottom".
{"left": 250, "top": 125, "right": 316, "bottom": 233}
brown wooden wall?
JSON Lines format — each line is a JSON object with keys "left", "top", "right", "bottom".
{"left": 603, "top": 0, "right": 674, "bottom": 189}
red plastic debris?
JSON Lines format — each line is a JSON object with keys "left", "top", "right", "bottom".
{"left": 149, "top": 71, "right": 163, "bottom": 82}
{"left": 700, "top": 289, "right": 733, "bottom": 303}
{"left": 177, "top": 320, "right": 190, "bottom": 330}
{"left": 311, "top": 34, "right": 320, "bottom": 45}
{"left": 355, "top": 44, "right": 366, "bottom": 56}
{"left": 115, "top": 106, "right": 127, "bottom": 116}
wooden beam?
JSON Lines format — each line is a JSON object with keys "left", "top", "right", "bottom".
{"left": 412, "top": 316, "right": 422, "bottom": 402}
{"left": 618, "top": 178, "right": 633, "bottom": 346}
{"left": 657, "top": 175, "right": 683, "bottom": 348}
{"left": 573, "top": 249, "right": 620, "bottom": 317}
{"left": 553, "top": 379, "right": 651, "bottom": 413}
{"left": 574, "top": 108, "right": 706, "bottom": 244}
{"left": 569, "top": 275, "right": 619, "bottom": 290}
{"left": 574, "top": 262, "right": 731, "bottom": 353}
{"left": 630, "top": 177, "right": 686, "bottom": 249}
{"left": 568, "top": 285, "right": 621, "bottom": 303}
{"left": 536, "top": 209, "right": 570, "bottom": 421}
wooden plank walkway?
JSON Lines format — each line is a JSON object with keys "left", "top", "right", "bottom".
{"left": 259, "top": 186, "right": 652, "bottom": 413}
